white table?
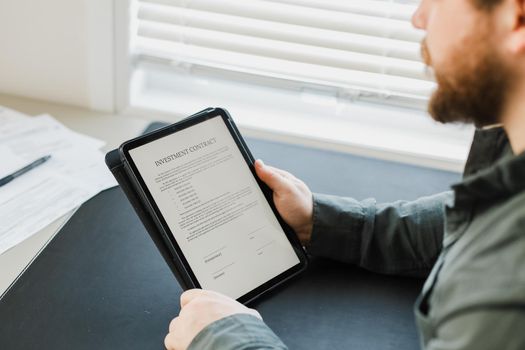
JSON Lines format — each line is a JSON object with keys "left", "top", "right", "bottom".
{"left": 0, "top": 94, "right": 149, "bottom": 296}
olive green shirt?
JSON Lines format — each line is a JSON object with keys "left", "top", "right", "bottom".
{"left": 189, "top": 127, "right": 525, "bottom": 349}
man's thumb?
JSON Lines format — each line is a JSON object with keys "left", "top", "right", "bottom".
{"left": 254, "top": 160, "right": 288, "bottom": 193}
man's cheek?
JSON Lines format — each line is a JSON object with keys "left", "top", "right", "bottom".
{"left": 424, "top": 16, "right": 457, "bottom": 68}
{"left": 421, "top": 39, "right": 432, "bottom": 67}
{"left": 426, "top": 43, "right": 451, "bottom": 76}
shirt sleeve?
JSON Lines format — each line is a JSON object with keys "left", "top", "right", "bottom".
{"left": 308, "top": 191, "right": 452, "bottom": 277}
{"left": 425, "top": 308, "right": 525, "bottom": 350}
{"left": 188, "top": 314, "right": 288, "bottom": 350}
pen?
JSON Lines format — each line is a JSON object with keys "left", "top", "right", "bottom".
{"left": 0, "top": 155, "right": 52, "bottom": 187}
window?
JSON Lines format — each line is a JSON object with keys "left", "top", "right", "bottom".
{"left": 123, "top": 0, "right": 473, "bottom": 171}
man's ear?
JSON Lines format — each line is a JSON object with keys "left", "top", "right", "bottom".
{"left": 505, "top": 0, "right": 525, "bottom": 55}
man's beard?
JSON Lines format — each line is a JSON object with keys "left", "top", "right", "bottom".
{"left": 422, "top": 37, "right": 512, "bottom": 127}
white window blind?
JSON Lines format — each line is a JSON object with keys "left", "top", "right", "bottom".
{"left": 132, "top": 0, "right": 433, "bottom": 108}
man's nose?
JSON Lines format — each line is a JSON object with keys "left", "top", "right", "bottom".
{"left": 411, "top": 2, "right": 427, "bottom": 30}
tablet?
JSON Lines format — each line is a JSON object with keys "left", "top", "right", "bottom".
{"left": 119, "top": 108, "right": 308, "bottom": 304}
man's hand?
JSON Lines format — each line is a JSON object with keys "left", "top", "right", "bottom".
{"left": 254, "top": 159, "right": 314, "bottom": 244}
{"left": 164, "top": 289, "right": 261, "bottom": 350}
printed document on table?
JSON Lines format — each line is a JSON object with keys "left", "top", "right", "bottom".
{"left": 0, "top": 108, "right": 117, "bottom": 255}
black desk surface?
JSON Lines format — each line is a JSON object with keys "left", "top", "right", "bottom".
{"left": 0, "top": 124, "right": 459, "bottom": 349}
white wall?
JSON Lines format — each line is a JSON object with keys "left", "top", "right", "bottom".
{"left": 0, "top": 0, "right": 115, "bottom": 111}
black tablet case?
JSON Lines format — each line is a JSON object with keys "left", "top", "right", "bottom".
{"left": 0, "top": 122, "right": 461, "bottom": 350}
{"left": 103, "top": 107, "right": 297, "bottom": 293}
{"left": 105, "top": 148, "right": 194, "bottom": 290}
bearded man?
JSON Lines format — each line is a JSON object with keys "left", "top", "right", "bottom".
{"left": 164, "top": 0, "right": 525, "bottom": 349}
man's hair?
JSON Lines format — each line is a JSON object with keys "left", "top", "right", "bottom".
{"left": 474, "top": 0, "right": 503, "bottom": 10}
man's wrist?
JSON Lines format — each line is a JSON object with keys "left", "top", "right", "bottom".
{"left": 298, "top": 193, "right": 315, "bottom": 245}
{"left": 188, "top": 314, "right": 287, "bottom": 350}
{"left": 306, "top": 193, "right": 370, "bottom": 264}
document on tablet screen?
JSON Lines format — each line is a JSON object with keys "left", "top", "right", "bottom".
{"left": 129, "top": 116, "right": 300, "bottom": 299}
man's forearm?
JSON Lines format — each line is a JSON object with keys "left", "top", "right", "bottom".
{"left": 188, "top": 314, "right": 288, "bottom": 350}
{"left": 308, "top": 191, "right": 452, "bottom": 277}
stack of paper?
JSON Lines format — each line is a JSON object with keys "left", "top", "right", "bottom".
{"left": 0, "top": 106, "right": 117, "bottom": 255}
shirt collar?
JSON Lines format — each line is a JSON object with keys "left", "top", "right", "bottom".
{"left": 452, "top": 150, "right": 525, "bottom": 206}
{"left": 481, "top": 123, "right": 504, "bottom": 130}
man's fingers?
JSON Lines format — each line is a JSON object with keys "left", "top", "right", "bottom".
{"left": 180, "top": 289, "right": 204, "bottom": 308}
{"left": 264, "top": 164, "right": 305, "bottom": 187}
{"left": 255, "top": 160, "right": 295, "bottom": 179}
{"left": 164, "top": 332, "right": 176, "bottom": 350}
{"left": 169, "top": 317, "right": 179, "bottom": 332}
{"left": 266, "top": 165, "right": 295, "bottom": 180}
{"left": 255, "top": 160, "right": 293, "bottom": 193}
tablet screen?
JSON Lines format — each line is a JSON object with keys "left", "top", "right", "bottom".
{"left": 128, "top": 116, "right": 300, "bottom": 299}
